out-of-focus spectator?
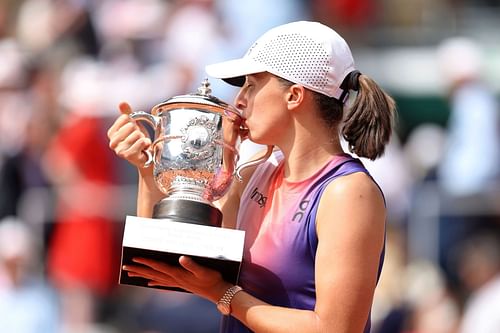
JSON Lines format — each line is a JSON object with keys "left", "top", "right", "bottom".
{"left": 403, "top": 123, "right": 447, "bottom": 183}
{"left": 375, "top": 260, "right": 461, "bottom": 333}
{"left": 42, "top": 70, "right": 121, "bottom": 332}
{"left": 405, "top": 261, "right": 460, "bottom": 333}
{"left": 402, "top": 123, "right": 447, "bottom": 262}
{"left": 436, "top": 37, "right": 500, "bottom": 197}
{"left": 162, "top": 0, "right": 221, "bottom": 91}
{"left": 0, "top": 39, "right": 31, "bottom": 159}
{"left": 434, "top": 37, "right": 500, "bottom": 290}
{"left": 457, "top": 232, "right": 500, "bottom": 333}
{"left": 0, "top": 53, "right": 61, "bottom": 254}
{"left": 16, "top": 0, "right": 100, "bottom": 58}
{"left": 0, "top": 217, "right": 60, "bottom": 333}
{"left": 50, "top": 0, "right": 101, "bottom": 56}
{"left": 0, "top": 39, "right": 57, "bottom": 249}
{"left": 0, "top": 109, "right": 56, "bottom": 244}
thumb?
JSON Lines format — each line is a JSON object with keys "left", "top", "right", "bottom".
{"left": 179, "top": 256, "right": 204, "bottom": 276}
{"left": 119, "top": 102, "right": 133, "bottom": 115}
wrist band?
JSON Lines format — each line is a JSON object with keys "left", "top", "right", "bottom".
{"left": 216, "top": 285, "right": 243, "bottom": 315}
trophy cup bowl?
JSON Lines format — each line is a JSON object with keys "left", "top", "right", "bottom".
{"left": 129, "top": 79, "right": 272, "bottom": 227}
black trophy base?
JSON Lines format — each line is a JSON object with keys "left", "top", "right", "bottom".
{"left": 153, "top": 199, "right": 222, "bottom": 227}
{"left": 119, "top": 215, "right": 245, "bottom": 293}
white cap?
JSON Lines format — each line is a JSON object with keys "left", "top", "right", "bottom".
{"left": 205, "top": 21, "right": 355, "bottom": 99}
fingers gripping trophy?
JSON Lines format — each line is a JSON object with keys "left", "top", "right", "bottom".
{"left": 119, "top": 79, "right": 272, "bottom": 290}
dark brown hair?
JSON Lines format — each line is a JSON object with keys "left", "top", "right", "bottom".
{"left": 277, "top": 73, "right": 396, "bottom": 160}
{"left": 339, "top": 73, "right": 396, "bottom": 160}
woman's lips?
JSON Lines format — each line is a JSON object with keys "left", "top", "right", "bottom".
{"left": 239, "top": 122, "right": 250, "bottom": 140}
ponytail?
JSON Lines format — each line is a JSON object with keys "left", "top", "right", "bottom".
{"left": 341, "top": 72, "right": 396, "bottom": 160}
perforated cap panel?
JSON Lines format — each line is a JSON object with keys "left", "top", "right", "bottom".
{"left": 250, "top": 33, "right": 331, "bottom": 91}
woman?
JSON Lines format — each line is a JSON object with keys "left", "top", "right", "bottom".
{"left": 108, "top": 21, "right": 396, "bottom": 333}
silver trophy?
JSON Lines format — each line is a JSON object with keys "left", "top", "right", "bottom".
{"left": 129, "top": 79, "right": 272, "bottom": 227}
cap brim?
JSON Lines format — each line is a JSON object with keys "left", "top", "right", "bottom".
{"left": 205, "top": 58, "right": 267, "bottom": 87}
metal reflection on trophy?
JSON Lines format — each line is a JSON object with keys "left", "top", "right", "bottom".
{"left": 129, "top": 79, "right": 271, "bottom": 227}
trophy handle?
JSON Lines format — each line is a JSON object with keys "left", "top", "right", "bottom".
{"left": 129, "top": 111, "right": 161, "bottom": 168}
{"left": 234, "top": 145, "right": 274, "bottom": 181}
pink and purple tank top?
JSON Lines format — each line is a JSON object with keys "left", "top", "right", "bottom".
{"left": 220, "top": 151, "right": 385, "bottom": 333}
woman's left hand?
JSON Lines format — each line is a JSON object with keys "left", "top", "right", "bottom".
{"left": 123, "top": 256, "right": 231, "bottom": 303}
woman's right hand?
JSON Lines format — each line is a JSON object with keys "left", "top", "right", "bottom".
{"left": 107, "top": 102, "right": 152, "bottom": 170}
{"left": 108, "top": 102, "right": 165, "bottom": 216}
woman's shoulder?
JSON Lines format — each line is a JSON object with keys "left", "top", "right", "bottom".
{"left": 316, "top": 170, "right": 386, "bottom": 241}
{"left": 326, "top": 170, "right": 380, "bottom": 196}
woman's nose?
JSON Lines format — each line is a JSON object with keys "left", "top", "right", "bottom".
{"left": 234, "top": 89, "right": 247, "bottom": 111}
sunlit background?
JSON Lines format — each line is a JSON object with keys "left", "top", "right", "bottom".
{"left": 0, "top": 0, "right": 499, "bottom": 332}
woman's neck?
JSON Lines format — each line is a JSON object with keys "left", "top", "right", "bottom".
{"left": 270, "top": 98, "right": 345, "bottom": 182}
{"left": 279, "top": 137, "right": 344, "bottom": 182}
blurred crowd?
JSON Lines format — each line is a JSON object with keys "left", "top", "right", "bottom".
{"left": 0, "top": 1, "right": 499, "bottom": 333}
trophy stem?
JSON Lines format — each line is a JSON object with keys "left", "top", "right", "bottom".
{"left": 152, "top": 199, "right": 223, "bottom": 227}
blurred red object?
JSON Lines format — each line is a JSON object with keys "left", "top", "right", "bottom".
{"left": 45, "top": 112, "right": 120, "bottom": 296}
{"left": 312, "top": 0, "right": 376, "bottom": 28}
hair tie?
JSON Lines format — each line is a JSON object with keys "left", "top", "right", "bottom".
{"left": 339, "top": 70, "right": 362, "bottom": 103}
{"left": 348, "top": 70, "right": 362, "bottom": 91}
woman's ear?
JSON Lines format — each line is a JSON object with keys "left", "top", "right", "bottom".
{"left": 286, "top": 84, "right": 305, "bottom": 110}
